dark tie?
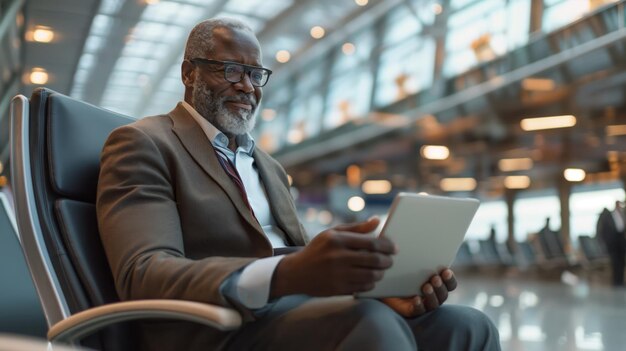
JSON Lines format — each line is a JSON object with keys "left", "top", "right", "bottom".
{"left": 213, "top": 148, "right": 258, "bottom": 222}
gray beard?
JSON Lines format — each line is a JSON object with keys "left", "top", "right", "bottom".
{"left": 191, "top": 79, "right": 257, "bottom": 136}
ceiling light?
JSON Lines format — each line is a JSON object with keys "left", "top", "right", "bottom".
{"left": 520, "top": 115, "right": 576, "bottom": 131}
{"left": 355, "top": 0, "right": 368, "bottom": 6}
{"left": 606, "top": 124, "right": 626, "bottom": 136}
{"left": 348, "top": 196, "right": 365, "bottom": 212}
{"left": 29, "top": 68, "right": 49, "bottom": 85}
{"left": 564, "top": 168, "right": 586, "bottom": 182}
{"left": 498, "top": 158, "right": 533, "bottom": 172}
{"left": 287, "top": 129, "right": 303, "bottom": 143}
{"left": 346, "top": 165, "right": 361, "bottom": 188}
{"left": 276, "top": 50, "right": 291, "bottom": 63}
{"left": 261, "top": 108, "right": 276, "bottom": 122}
{"left": 342, "top": 42, "right": 356, "bottom": 55}
{"left": 318, "top": 210, "right": 333, "bottom": 225}
{"left": 440, "top": 178, "right": 476, "bottom": 192}
{"left": 421, "top": 145, "right": 449, "bottom": 160}
{"left": 521, "top": 78, "right": 555, "bottom": 91}
{"left": 504, "top": 175, "right": 530, "bottom": 189}
{"left": 31, "top": 26, "right": 54, "bottom": 43}
{"left": 144, "top": 0, "right": 160, "bottom": 4}
{"left": 362, "top": 180, "right": 392, "bottom": 194}
{"left": 310, "top": 26, "right": 325, "bottom": 39}
{"left": 432, "top": 3, "right": 443, "bottom": 14}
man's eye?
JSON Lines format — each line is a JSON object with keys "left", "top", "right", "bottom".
{"left": 224, "top": 66, "right": 239, "bottom": 74}
{"left": 251, "top": 71, "right": 263, "bottom": 81}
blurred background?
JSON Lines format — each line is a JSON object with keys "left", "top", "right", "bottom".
{"left": 2, "top": 0, "right": 626, "bottom": 350}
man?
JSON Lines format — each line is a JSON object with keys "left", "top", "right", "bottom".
{"left": 97, "top": 18, "right": 500, "bottom": 350}
{"left": 596, "top": 201, "right": 626, "bottom": 286}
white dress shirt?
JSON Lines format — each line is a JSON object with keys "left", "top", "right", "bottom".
{"left": 182, "top": 101, "right": 287, "bottom": 309}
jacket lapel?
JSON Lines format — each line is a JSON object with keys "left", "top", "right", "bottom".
{"left": 169, "top": 104, "right": 265, "bottom": 236}
{"left": 254, "top": 149, "right": 307, "bottom": 246}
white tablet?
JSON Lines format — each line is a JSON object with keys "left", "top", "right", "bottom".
{"left": 357, "top": 193, "right": 479, "bottom": 298}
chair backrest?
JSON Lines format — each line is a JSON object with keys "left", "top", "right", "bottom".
{"left": 10, "top": 88, "right": 135, "bottom": 349}
{"left": 579, "top": 235, "right": 608, "bottom": 261}
{"left": 0, "top": 192, "right": 47, "bottom": 337}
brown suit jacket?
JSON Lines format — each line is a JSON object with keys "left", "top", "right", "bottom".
{"left": 96, "top": 103, "right": 308, "bottom": 350}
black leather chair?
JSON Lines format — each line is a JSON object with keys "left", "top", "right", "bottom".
{"left": 10, "top": 88, "right": 241, "bottom": 350}
{"left": 0, "top": 192, "right": 47, "bottom": 338}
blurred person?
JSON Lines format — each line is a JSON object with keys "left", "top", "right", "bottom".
{"left": 596, "top": 201, "right": 626, "bottom": 286}
{"left": 96, "top": 18, "right": 500, "bottom": 351}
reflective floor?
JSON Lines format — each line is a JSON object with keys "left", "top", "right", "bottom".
{"left": 450, "top": 270, "right": 626, "bottom": 351}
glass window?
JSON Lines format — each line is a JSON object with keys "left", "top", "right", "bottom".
{"left": 84, "top": 35, "right": 105, "bottom": 54}
{"left": 141, "top": 1, "right": 181, "bottom": 22}
{"left": 382, "top": 6, "right": 422, "bottom": 46}
{"left": 287, "top": 94, "right": 323, "bottom": 143}
{"left": 257, "top": 84, "right": 292, "bottom": 150}
{"left": 514, "top": 191, "right": 561, "bottom": 242}
{"left": 323, "top": 29, "right": 376, "bottom": 129}
{"left": 91, "top": 15, "right": 115, "bottom": 36}
{"left": 542, "top": 0, "right": 593, "bottom": 33}
{"left": 324, "top": 70, "right": 373, "bottom": 129}
{"left": 443, "top": 0, "right": 530, "bottom": 77}
{"left": 570, "top": 185, "right": 625, "bottom": 242}
{"left": 225, "top": 0, "right": 294, "bottom": 19}
{"left": 466, "top": 200, "right": 508, "bottom": 242}
{"left": 375, "top": 37, "right": 435, "bottom": 107}
{"left": 99, "top": 0, "right": 124, "bottom": 15}
{"left": 332, "top": 30, "right": 375, "bottom": 74}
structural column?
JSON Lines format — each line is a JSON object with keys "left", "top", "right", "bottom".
{"left": 558, "top": 176, "right": 571, "bottom": 253}
{"left": 505, "top": 189, "right": 516, "bottom": 248}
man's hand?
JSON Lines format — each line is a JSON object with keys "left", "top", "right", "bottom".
{"left": 271, "top": 217, "right": 396, "bottom": 298}
{"left": 381, "top": 269, "right": 457, "bottom": 318}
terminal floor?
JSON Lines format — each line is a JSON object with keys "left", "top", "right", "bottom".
{"left": 449, "top": 270, "right": 626, "bottom": 351}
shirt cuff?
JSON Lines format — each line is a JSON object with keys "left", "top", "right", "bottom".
{"left": 235, "top": 255, "right": 285, "bottom": 309}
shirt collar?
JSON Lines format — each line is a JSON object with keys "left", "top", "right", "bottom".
{"left": 181, "top": 101, "right": 255, "bottom": 155}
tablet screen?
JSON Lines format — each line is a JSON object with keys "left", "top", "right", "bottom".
{"left": 357, "top": 193, "right": 479, "bottom": 298}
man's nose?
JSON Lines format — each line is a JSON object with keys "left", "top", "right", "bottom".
{"left": 234, "top": 72, "right": 255, "bottom": 93}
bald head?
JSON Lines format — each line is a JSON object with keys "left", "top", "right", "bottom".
{"left": 184, "top": 18, "right": 257, "bottom": 60}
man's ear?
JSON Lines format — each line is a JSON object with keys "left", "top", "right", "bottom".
{"left": 181, "top": 60, "right": 196, "bottom": 88}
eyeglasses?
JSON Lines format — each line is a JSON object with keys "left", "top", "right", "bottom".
{"left": 189, "top": 58, "right": 272, "bottom": 87}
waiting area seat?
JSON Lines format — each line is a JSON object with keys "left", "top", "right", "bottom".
{"left": 0, "top": 193, "right": 47, "bottom": 338}
{"left": 578, "top": 235, "right": 610, "bottom": 269}
{"left": 9, "top": 88, "right": 242, "bottom": 350}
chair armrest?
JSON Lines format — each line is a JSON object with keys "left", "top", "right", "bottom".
{"left": 47, "top": 300, "right": 242, "bottom": 344}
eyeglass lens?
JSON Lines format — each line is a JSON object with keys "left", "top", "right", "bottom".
{"left": 224, "top": 63, "right": 269, "bottom": 87}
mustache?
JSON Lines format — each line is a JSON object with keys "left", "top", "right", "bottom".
{"left": 223, "top": 95, "right": 257, "bottom": 108}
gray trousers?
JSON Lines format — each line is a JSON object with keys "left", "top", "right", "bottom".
{"left": 224, "top": 295, "right": 501, "bottom": 351}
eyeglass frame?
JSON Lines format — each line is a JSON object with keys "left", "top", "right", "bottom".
{"left": 188, "top": 58, "right": 273, "bottom": 87}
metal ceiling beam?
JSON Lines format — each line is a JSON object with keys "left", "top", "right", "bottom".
{"left": 0, "top": 76, "right": 20, "bottom": 165}
{"left": 81, "top": 0, "right": 146, "bottom": 105}
{"left": 275, "top": 24, "right": 626, "bottom": 168}
{"left": 0, "top": 0, "right": 23, "bottom": 40}
{"left": 265, "top": 0, "right": 403, "bottom": 83}
{"left": 133, "top": 0, "right": 230, "bottom": 117}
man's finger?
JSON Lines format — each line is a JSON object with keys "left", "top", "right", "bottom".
{"left": 422, "top": 283, "right": 440, "bottom": 311}
{"left": 337, "top": 233, "right": 396, "bottom": 254}
{"left": 412, "top": 295, "right": 426, "bottom": 316}
{"left": 343, "top": 251, "right": 393, "bottom": 269}
{"left": 333, "top": 217, "right": 380, "bottom": 233}
{"left": 346, "top": 268, "right": 386, "bottom": 284}
{"left": 441, "top": 269, "right": 457, "bottom": 291}
{"left": 431, "top": 275, "right": 449, "bottom": 304}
